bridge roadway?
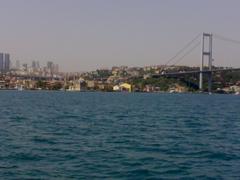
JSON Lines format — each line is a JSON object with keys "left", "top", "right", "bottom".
{"left": 152, "top": 68, "right": 240, "bottom": 78}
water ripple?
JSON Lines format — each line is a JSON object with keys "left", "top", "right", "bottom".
{"left": 0, "top": 92, "right": 240, "bottom": 179}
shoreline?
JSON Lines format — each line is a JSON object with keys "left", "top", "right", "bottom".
{"left": 0, "top": 89, "right": 239, "bottom": 95}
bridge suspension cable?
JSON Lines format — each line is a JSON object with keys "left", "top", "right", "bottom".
{"left": 171, "top": 41, "right": 201, "bottom": 66}
{"left": 213, "top": 33, "right": 240, "bottom": 45}
{"left": 162, "top": 33, "right": 201, "bottom": 67}
{"left": 213, "top": 33, "right": 240, "bottom": 68}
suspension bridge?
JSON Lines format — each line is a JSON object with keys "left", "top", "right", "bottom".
{"left": 152, "top": 33, "right": 240, "bottom": 92}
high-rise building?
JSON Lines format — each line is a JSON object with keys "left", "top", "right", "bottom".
{"left": 4, "top": 53, "right": 10, "bottom": 71}
{"left": 22, "top": 63, "right": 28, "bottom": 71}
{"left": 16, "top": 60, "right": 20, "bottom": 70}
{"left": 36, "top": 61, "right": 40, "bottom": 69}
{"left": 32, "top": 61, "right": 36, "bottom": 69}
{"left": 47, "top": 61, "right": 53, "bottom": 69}
{"left": 47, "top": 61, "right": 54, "bottom": 75}
{"left": 53, "top": 64, "right": 59, "bottom": 74}
{"left": 0, "top": 53, "right": 4, "bottom": 71}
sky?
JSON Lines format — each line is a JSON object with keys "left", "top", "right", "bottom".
{"left": 0, "top": 0, "right": 240, "bottom": 72}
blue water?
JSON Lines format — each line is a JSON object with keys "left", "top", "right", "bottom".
{"left": 0, "top": 91, "right": 240, "bottom": 179}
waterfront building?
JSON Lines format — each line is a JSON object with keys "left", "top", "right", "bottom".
{"left": 97, "top": 83, "right": 106, "bottom": 91}
{"left": 0, "top": 80, "right": 6, "bottom": 89}
{"left": 68, "top": 79, "right": 87, "bottom": 91}
{"left": 119, "top": 83, "right": 132, "bottom": 92}
{"left": 168, "top": 84, "right": 187, "bottom": 93}
{"left": 86, "top": 80, "right": 96, "bottom": 89}
{"left": 222, "top": 85, "right": 240, "bottom": 93}
{"left": 113, "top": 85, "right": 120, "bottom": 91}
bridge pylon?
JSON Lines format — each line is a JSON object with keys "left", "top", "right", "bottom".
{"left": 200, "top": 33, "right": 213, "bottom": 92}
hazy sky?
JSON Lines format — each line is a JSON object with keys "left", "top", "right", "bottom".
{"left": 0, "top": 0, "right": 240, "bottom": 72}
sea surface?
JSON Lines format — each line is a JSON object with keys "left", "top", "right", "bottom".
{"left": 0, "top": 91, "right": 240, "bottom": 179}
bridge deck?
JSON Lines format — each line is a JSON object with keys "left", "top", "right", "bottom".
{"left": 152, "top": 68, "right": 240, "bottom": 78}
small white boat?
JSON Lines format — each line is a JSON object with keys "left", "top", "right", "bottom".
{"left": 15, "top": 85, "right": 24, "bottom": 91}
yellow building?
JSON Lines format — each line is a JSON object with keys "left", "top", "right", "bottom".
{"left": 119, "top": 83, "right": 132, "bottom": 92}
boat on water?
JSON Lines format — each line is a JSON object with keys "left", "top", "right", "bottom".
{"left": 235, "top": 92, "right": 240, "bottom": 95}
{"left": 15, "top": 85, "right": 24, "bottom": 91}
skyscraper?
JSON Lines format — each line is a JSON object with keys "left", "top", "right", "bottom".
{"left": 4, "top": 54, "right": 10, "bottom": 71}
{"left": 36, "top": 61, "right": 40, "bottom": 69}
{"left": 22, "top": 63, "right": 28, "bottom": 71}
{"left": 47, "top": 61, "right": 54, "bottom": 75}
{"left": 32, "top": 61, "right": 36, "bottom": 69}
{"left": 16, "top": 60, "right": 20, "bottom": 70}
{"left": 53, "top": 64, "right": 59, "bottom": 74}
{"left": 47, "top": 61, "right": 53, "bottom": 70}
{"left": 0, "top": 53, "right": 4, "bottom": 71}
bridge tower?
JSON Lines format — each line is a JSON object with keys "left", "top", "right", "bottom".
{"left": 199, "top": 33, "right": 213, "bottom": 92}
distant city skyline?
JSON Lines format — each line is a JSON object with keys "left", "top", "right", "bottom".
{"left": 1, "top": 0, "right": 240, "bottom": 72}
